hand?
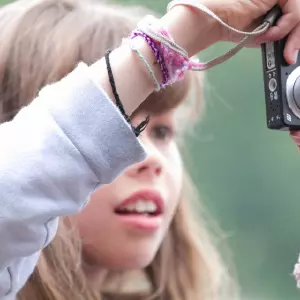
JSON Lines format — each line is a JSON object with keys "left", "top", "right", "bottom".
{"left": 163, "top": 0, "right": 300, "bottom": 64}
{"left": 255, "top": 0, "right": 300, "bottom": 65}
{"left": 211, "top": 0, "right": 300, "bottom": 65}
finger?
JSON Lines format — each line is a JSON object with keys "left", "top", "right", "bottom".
{"left": 289, "top": 131, "right": 300, "bottom": 150}
{"left": 290, "top": 130, "right": 300, "bottom": 140}
{"left": 245, "top": 42, "right": 261, "bottom": 48}
{"left": 284, "top": 24, "right": 300, "bottom": 64}
{"left": 255, "top": 13, "right": 298, "bottom": 43}
{"left": 244, "top": 36, "right": 261, "bottom": 48}
{"left": 290, "top": 135, "right": 300, "bottom": 142}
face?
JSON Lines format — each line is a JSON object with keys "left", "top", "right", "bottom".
{"left": 73, "top": 109, "right": 183, "bottom": 271}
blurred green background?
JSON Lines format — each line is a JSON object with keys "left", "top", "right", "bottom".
{"left": 1, "top": 0, "right": 300, "bottom": 299}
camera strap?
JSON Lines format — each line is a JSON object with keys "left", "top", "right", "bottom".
{"left": 167, "top": 0, "right": 281, "bottom": 70}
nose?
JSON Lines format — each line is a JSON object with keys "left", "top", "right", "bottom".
{"left": 126, "top": 140, "right": 163, "bottom": 179}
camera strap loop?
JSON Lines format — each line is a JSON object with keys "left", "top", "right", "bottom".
{"left": 167, "top": 0, "right": 281, "bottom": 70}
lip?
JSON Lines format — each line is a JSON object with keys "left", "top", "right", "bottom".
{"left": 116, "top": 214, "right": 163, "bottom": 231}
{"left": 114, "top": 190, "right": 165, "bottom": 231}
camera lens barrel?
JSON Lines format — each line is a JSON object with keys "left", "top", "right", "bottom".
{"left": 286, "top": 67, "right": 300, "bottom": 118}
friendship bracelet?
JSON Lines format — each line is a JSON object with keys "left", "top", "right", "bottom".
{"left": 105, "top": 50, "right": 129, "bottom": 121}
{"left": 105, "top": 49, "right": 149, "bottom": 137}
{"left": 129, "top": 31, "right": 169, "bottom": 86}
{"left": 129, "top": 16, "right": 204, "bottom": 88}
{"left": 127, "top": 38, "right": 161, "bottom": 92}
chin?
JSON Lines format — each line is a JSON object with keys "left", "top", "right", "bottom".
{"left": 124, "top": 254, "right": 155, "bottom": 269}
{"left": 98, "top": 250, "right": 158, "bottom": 271}
{"left": 122, "top": 255, "right": 156, "bottom": 270}
{"left": 83, "top": 236, "right": 163, "bottom": 271}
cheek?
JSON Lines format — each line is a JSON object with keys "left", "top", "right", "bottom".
{"left": 72, "top": 186, "right": 128, "bottom": 267}
{"left": 73, "top": 187, "right": 111, "bottom": 240}
{"left": 163, "top": 144, "right": 183, "bottom": 221}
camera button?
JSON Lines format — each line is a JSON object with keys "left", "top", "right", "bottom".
{"left": 269, "top": 78, "right": 277, "bottom": 92}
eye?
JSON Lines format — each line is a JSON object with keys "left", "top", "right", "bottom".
{"left": 150, "top": 124, "right": 174, "bottom": 141}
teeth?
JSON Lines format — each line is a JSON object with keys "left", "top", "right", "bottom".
{"left": 126, "top": 203, "right": 135, "bottom": 211}
{"left": 136, "top": 200, "right": 146, "bottom": 213}
{"left": 147, "top": 202, "right": 156, "bottom": 213}
{"left": 121, "top": 200, "right": 158, "bottom": 214}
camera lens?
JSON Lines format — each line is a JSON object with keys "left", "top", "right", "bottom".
{"left": 293, "top": 77, "right": 300, "bottom": 109}
{"left": 286, "top": 66, "right": 300, "bottom": 119}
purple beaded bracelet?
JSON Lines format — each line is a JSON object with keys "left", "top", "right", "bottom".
{"left": 128, "top": 16, "right": 203, "bottom": 88}
{"left": 130, "top": 30, "right": 169, "bottom": 86}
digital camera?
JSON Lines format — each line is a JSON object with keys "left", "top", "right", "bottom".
{"left": 261, "top": 32, "right": 300, "bottom": 130}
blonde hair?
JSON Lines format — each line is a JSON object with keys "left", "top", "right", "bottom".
{"left": 0, "top": 0, "right": 237, "bottom": 299}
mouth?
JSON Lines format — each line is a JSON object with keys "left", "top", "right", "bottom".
{"left": 114, "top": 190, "right": 164, "bottom": 230}
{"left": 115, "top": 200, "right": 161, "bottom": 216}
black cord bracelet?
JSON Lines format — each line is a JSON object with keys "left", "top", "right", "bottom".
{"left": 105, "top": 49, "right": 149, "bottom": 137}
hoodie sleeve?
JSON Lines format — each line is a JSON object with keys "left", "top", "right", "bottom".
{"left": 0, "top": 62, "right": 146, "bottom": 299}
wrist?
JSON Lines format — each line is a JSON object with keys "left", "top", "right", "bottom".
{"left": 160, "top": 3, "right": 223, "bottom": 56}
{"left": 92, "top": 39, "right": 161, "bottom": 116}
{"left": 205, "top": 1, "right": 260, "bottom": 42}
{"left": 131, "top": 36, "right": 163, "bottom": 86}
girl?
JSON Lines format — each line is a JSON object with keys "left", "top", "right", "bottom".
{"left": 0, "top": 0, "right": 299, "bottom": 299}
{"left": 0, "top": 0, "right": 234, "bottom": 299}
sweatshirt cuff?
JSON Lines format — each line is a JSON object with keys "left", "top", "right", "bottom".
{"left": 39, "top": 63, "right": 147, "bottom": 184}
